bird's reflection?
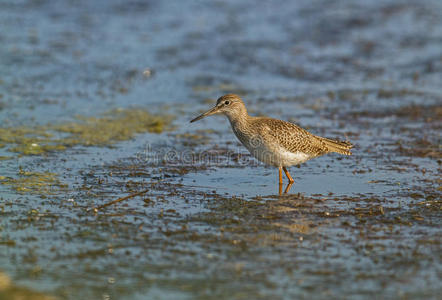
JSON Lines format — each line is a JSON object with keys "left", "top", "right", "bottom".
{"left": 279, "top": 182, "right": 294, "bottom": 195}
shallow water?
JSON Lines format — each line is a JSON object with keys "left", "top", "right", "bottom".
{"left": 0, "top": 0, "right": 441, "bottom": 299}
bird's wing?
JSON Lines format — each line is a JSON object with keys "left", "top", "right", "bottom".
{"left": 254, "top": 118, "right": 328, "bottom": 156}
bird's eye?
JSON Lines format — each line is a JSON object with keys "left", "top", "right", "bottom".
{"left": 224, "top": 100, "right": 230, "bottom": 105}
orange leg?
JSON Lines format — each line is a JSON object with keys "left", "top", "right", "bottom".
{"left": 283, "top": 167, "right": 294, "bottom": 183}
{"left": 278, "top": 167, "right": 283, "bottom": 195}
{"left": 278, "top": 167, "right": 283, "bottom": 185}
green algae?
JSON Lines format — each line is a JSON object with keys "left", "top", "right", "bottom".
{"left": 0, "top": 108, "right": 172, "bottom": 156}
{"left": 0, "top": 169, "right": 67, "bottom": 195}
{"left": 8, "top": 144, "right": 67, "bottom": 156}
{"left": 53, "top": 108, "right": 170, "bottom": 146}
{"left": 0, "top": 127, "right": 54, "bottom": 155}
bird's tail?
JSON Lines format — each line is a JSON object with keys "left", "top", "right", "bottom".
{"left": 318, "top": 136, "right": 353, "bottom": 155}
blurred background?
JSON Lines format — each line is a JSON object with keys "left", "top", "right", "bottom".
{"left": 0, "top": 0, "right": 441, "bottom": 299}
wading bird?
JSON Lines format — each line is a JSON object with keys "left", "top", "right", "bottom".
{"left": 190, "top": 94, "right": 353, "bottom": 193}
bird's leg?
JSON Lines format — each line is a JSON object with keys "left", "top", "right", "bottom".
{"left": 278, "top": 167, "right": 283, "bottom": 185}
{"left": 282, "top": 167, "right": 294, "bottom": 183}
{"left": 278, "top": 167, "right": 283, "bottom": 195}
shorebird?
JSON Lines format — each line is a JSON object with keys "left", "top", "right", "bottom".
{"left": 190, "top": 94, "right": 352, "bottom": 190}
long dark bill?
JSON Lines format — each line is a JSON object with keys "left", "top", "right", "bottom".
{"left": 190, "top": 106, "right": 220, "bottom": 123}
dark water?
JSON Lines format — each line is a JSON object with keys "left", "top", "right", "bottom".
{"left": 0, "top": 0, "right": 441, "bottom": 299}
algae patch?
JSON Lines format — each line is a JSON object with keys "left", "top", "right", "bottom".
{"left": 53, "top": 108, "right": 170, "bottom": 146}
{"left": 0, "top": 127, "right": 57, "bottom": 155}
{"left": 0, "top": 108, "right": 172, "bottom": 156}
{"left": 0, "top": 169, "right": 66, "bottom": 195}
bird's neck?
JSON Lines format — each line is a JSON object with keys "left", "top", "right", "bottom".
{"left": 226, "top": 110, "right": 251, "bottom": 132}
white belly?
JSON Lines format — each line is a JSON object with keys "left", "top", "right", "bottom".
{"left": 244, "top": 142, "right": 311, "bottom": 167}
{"left": 272, "top": 148, "right": 311, "bottom": 166}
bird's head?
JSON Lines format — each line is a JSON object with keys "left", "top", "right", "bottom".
{"left": 190, "top": 94, "right": 247, "bottom": 123}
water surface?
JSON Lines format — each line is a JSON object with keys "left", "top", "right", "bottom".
{"left": 0, "top": 0, "right": 441, "bottom": 299}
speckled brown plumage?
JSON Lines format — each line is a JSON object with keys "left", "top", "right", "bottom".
{"left": 250, "top": 118, "right": 327, "bottom": 157}
{"left": 251, "top": 118, "right": 352, "bottom": 156}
